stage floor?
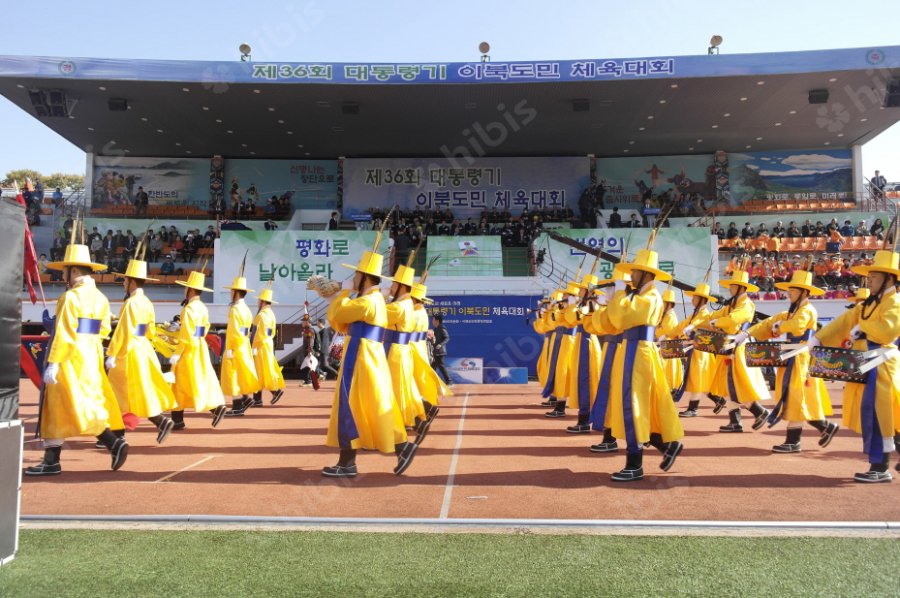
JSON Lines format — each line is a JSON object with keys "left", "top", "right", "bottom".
{"left": 16, "top": 380, "right": 900, "bottom": 522}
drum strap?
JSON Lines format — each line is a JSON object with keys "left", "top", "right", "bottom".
{"left": 590, "top": 334, "right": 621, "bottom": 431}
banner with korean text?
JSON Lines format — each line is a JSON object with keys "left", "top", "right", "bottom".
{"left": 533, "top": 227, "right": 718, "bottom": 294}
{"left": 224, "top": 159, "right": 338, "bottom": 210}
{"left": 214, "top": 231, "right": 376, "bottom": 304}
{"left": 343, "top": 157, "right": 590, "bottom": 219}
{"left": 92, "top": 156, "right": 210, "bottom": 208}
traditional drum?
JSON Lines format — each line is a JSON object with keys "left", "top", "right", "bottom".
{"left": 659, "top": 339, "right": 690, "bottom": 359}
{"left": 809, "top": 346, "right": 867, "bottom": 383}
{"left": 693, "top": 329, "right": 732, "bottom": 355}
{"left": 745, "top": 341, "right": 785, "bottom": 367}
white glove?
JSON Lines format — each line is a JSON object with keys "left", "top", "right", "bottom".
{"left": 683, "top": 324, "right": 695, "bottom": 336}
{"left": 162, "top": 371, "right": 176, "bottom": 384}
{"left": 43, "top": 362, "right": 59, "bottom": 385}
{"left": 169, "top": 353, "right": 181, "bottom": 366}
{"left": 567, "top": 295, "right": 578, "bottom": 305}
{"left": 613, "top": 279, "right": 626, "bottom": 293}
{"left": 734, "top": 331, "right": 750, "bottom": 345}
{"left": 105, "top": 356, "right": 116, "bottom": 370}
{"left": 252, "top": 348, "right": 258, "bottom": 356}
{"left": 849, "top": 325, "right": 864, "bottom": 341}
{"left": 341, "top": 278, "right": 355, "bottom": 291}
{"left": 225, "top": 349, "right": 234, "bottom": 359}
{"left": 807, "top": 336, "right": 821, "bottom": 349}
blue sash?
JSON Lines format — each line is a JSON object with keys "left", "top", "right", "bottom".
{"left": 76, "top": 318, "right": 101, "bottom": 335}
{"left": 590, "top": 333, "right": 622, "bottom": 431}
{"left": 861, "top": 339, "right": 885, "bottom": 463}
{"left": 193, "top": 326, "right": 207, "bottom": 338}
{"left": 239, "top": 326, "right": 250, "bottom": 336}
{"left": 768, "top": 330, "right": 813, "bottom": 427}
{"left": 620, "top": 326, "right": 656, "bottom": 452}
{"left": 576, "top": 326, "right": 596, "bottom": 415}
{"left": 134, "top": 323, "right": 148, "bottom": 337}
{"left": 383, "top": 329, "right": 413, "bottom": 354}
{"left": 337, "top": 321, "right": 387, "bottom": 448}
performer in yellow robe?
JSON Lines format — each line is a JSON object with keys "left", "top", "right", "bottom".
{"left": 105, "top": 257, "right": 176, "bottom": 444}
{"left": 409, "top": 282, "right": 448, "bottom": 438}
{"left": 251, "top": 286, "right": 285, "bottom": 405}
{"left": 221, "top": 275, "right": 262, "bottom": 416}
{"left": 587, "top": 269, "right": 629, "bottom": 453}
{"left": 814, "top": 249, "right": 900, "bottom": 482}
{"left": 543, "top": 284, "right": 580, "bottom": 416}
{"left": 170, "top": 270, "right": 227, "bottom": 428}
{"left": 384, "top": 264, "right": 425, "bottom": 430}
{"left": 533, "top": 300, "right": 552, "bottom": 386}
{"left": 26, "top": 242, "right": 128, "bottom": 476}
{"left": 318, "top": 249, "right": 417, "bottom": 477}
{"left": 604, "top": 249, "right": 685, "bottom": 482}
{"left": 670, "top": 282, "right": 715, "bottom": 417}
{"left": 706, "top": 270, "right": 771, "bottom": 433}
{"left": 747, "top": 270, "right": 836, "bottom": 453}
{"left": 560, "top": 274, "right": 603, "bottom": 433}
{"left": 656, "top": 288, "right": 684, "bottom": 392}
{"left": 536, "top": 293, "right": 562, "bottom": 391}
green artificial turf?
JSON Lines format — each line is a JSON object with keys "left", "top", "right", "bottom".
{"left": 1, "top": 530, "right": 898, "bottom": 597}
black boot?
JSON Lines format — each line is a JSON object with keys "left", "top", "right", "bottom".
{"left": 854, "top": 453, "right": 893, "bottom": 483}
{"left": 773, "top": 427, "right": 802, "bottom": 453}
{"left": 679, "top": 399, "right": 700, "bottom": 418}
{"left": 590, "top": 428, "right": 619, "bottom": 452}
{"left": 816, "top": 421, "right": 840, "bottom": 448}
{"left": 661, "top": 440, "right": 683, "bottom": 471}
{"left": 540, "top": 396, "right": 558, "bottom": 407}
{"left": 709, "top": 394, "right": 728, "bottom": 415}
{"left": 719, "top": 408, "right": 743, "bottom": 433}
{"left": 149, "top": 415, "right": 175, "bottom": 444}
{"left": 748, "top": 402, "right": 771, "bottom": 431}
{"left": 270, "top": 388, "right": 284, "bottom": 405}
{"left": 566, "top": 411, "right": 591, "bottom": 434}
{"left": 225, "top": 397, "right": 246, "bottom": 417}
{"left": 611, "top": 450, "right": 644, "bottom": 482}
{"left": 251, "top": 392, "right": 263, "bottom": 407}
{"left": 545, "top": 400, "right": 567, "bottom": 418}
{"left": 210, "top": 405, "right": 227, "bottom": 427}
{"left": 323, "top": 448, "right": 358, "bottom": 478}
{"left": 25, "top": 446, "right": 62, "bottom": 476}
{"left": 394, "top": 441, "right": 418, "bottom": 476}
{"left": 171, "top": 410, "right": 186, "bottom": 430}
{"left": 895, "top": 434, "right": 900, "bottom": 472}
{"left": 97, "top": 429, "right": 129, "bottom": 471}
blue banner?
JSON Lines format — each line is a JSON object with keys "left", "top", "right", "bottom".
{"left": 2, "top": 47, "right": 898, "bottom": 85}
{"left": 426, "top": 295, "right": 544, "bottom": 377}
{"left": 344, "top": 157, "right": 589, "bottom": 218}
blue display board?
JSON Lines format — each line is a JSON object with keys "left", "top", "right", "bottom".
{"left": 426, "top": 295, "right": 544, "bottom": 377}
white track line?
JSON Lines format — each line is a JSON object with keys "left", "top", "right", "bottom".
{"left": 439, "top": 392, "right": 470, "bottom": 519}
{"left": 155, "top": 455, "right": 217, "bottom": 483}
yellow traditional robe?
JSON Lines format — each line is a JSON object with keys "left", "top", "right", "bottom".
{"left": 326, "top": 288, "right": 407, "bottom": 453}
{"left": 411, "top": 304, "right": 450, "bottom": 404}
{"left": 816, "top": 287, "right": 900, "bottom": 440}
{"left": 106, "top": 288, "right": 176, "bottom": 418}
{"left": 564, "top": 304, "right": 602, "bottom": 412}
{"left": 605, "top": 285, "right": 683, "bottom": 444}
{"left": 707, "top": 295, "right": 770, "bottom": 404}
{"left": 172, "top": 298, "right": 225, "bottom": 411}
{"left": 534, "top": 312, "right": 550, "bottom": 385}
{"left": 748, "top": 301, "right": 831, "bottom": 423}
{"left": 670, "top": 306, "right": 714, "bottom": 394}
{"left": 386, "top": 295, "right": 424, "bottom": 426}
{"left": 546, "top": 303, "right": 575, "bottom": 401}
{"left": 41, "top": 277, "right": 124, "bottom": 439}
{"left": 656, "top": 309, "right": 684, "bottom": 391}
{"left": 252, "top": 307, "right": 285, "bottom": 392}
{"left": 220, "top": 300, "right": 261, "bottom": 397}
{"left": 589, "top": 303, "right": 622, "bottom": 429}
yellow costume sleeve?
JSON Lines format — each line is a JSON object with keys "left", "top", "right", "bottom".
{"left": 656, "top": 310, "right": 678, "bottom": 339}
{"left": 747, "top": 312, "right": 787, "bottom": 341}
{"left": 224, "top": 305, "right": 242, "bottom": 352}
{"left": 859, "top": 295, "right": 900, "bottom": 345}
{"left": 605, "top": 289, "right": 660, "bottom": 330}
{"left": 47, "top": 292, "right": 77, "bottom": 364}
{"left": 174, "top": 304, "right": 199, "bottom": 357}
{"left": 563, "top": 304, "right": 581, "bottom": 327}
{"left": 816, "top": 305, "right": 858, "bottom": 347}
{"left": 385, "top": 301, "right": 403, "bottom": 327}
{"left": 328, "top": 289, "right": 381, "bottom": 329}
{"left": 778, "top": 303, "right": 815, "bottom": 337}
{"left": 100, "top": 300, "right": 112, "bottom": 340}
{"left": 591, "top": 305, "right": 616, "bottom": 335}
{"left": 710, "top": 298, "right": 754, "bottom": 333}
{"left": 106, "top": 300, "right": 134, "bottom": 358}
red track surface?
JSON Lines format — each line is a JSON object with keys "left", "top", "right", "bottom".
{"left": 16, "top": 380, "right": 900, "bottom": 521}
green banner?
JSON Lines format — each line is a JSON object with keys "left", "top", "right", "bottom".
{"left": 533, "top": 227, "right": 718, "bottom": 293}
{"left": 214, "top": 231, "right": 377, "bottom": 304}
{"left": 425, "top": 236, "right": 503, "bottom": 277}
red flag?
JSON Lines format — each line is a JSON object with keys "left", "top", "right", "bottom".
{"left": 15, "top": 189, "right": 43, "bottom": 305}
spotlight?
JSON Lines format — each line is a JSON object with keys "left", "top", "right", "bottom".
{"left": 239, "top": 43, "right": 252, "bottom": 62}
{"left": 708, "top": 35, "right": 723, "bottom": 55}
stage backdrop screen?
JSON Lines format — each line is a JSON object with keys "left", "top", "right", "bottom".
{"left": 425, "top": 236, "right": 503, "bottom": 277}
{"left": 224, "top": 159, "right": 337, "bottom": 210}
{"left": 92, "top": 156, "right": 210, "bottom": 208}
{"left": 343, "top": 157, "right": 590, "bottom": 219}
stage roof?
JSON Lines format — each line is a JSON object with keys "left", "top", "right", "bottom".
{"left": 1, "top": 46, "right": 899, "bottom": 159}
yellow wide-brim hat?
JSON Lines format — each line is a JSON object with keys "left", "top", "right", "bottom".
{"left": 258, "top": 288, "right": 277, "bottom": 304}
{"left": 614, "top": 248, "right": 671, "bottom": 282}
{"left": 562, "top": 282, "right": 582, "bottom": 296}
{"left": 342, "top": 250, "right": 384, "bottom": 278}
{"left": 774, "top": 270, "right": 825, "bottom": 296}
{"left": 719, "top": 270, "right": 760, "bottom": 293}
{"left": 574, "top": 273, "right": 599, "bottom": 289}
{"left": 46, "top": 244, "right": 107, "bottom": 272}
{"left": 390, "top": 264, "right": 416, "bottom": 287}
{"left": 662, "top": 289, "right": 677, "bottom": 303}
{"left": 685, "top": 282, "right": 715, "bottom": 301}
{"left": 551, "top": 289, "right": 565, "bottom": 302}
{"left": 175, "top": 270, "right": 214, "bottom": 293}
{"left": 597, "top": 269, "right": 631, "bottom": 286}
{"left": 411, "top": 282, "right": 433, "bottom": 304}
{"left": 224, "top": 276, "right": 254, "bottom": 293}
{"left": 119, "top": 259, "right": 159, "bottom": 282}
{"left": 851, "top": 249, "right": 900, "bottom": 278}
{"left": 850, "top": 288, "right": 870, "bottom": 303}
